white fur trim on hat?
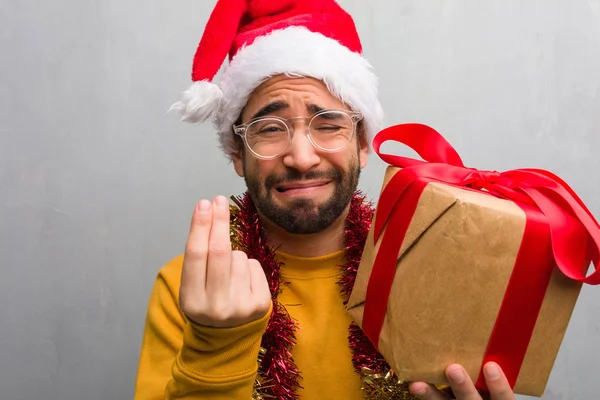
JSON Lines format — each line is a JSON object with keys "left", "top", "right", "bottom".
{"left": 215, "top": 26, "right": 384, "bottom": 158}
{"left": 170, "top": 80, "right": 223, "bottom": 123}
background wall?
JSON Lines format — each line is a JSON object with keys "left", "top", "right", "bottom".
{"left": 1, "top": 0, "right": 599, "bottom": 399}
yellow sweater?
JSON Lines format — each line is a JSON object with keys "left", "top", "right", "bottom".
{"left": 133, "top": 250, "right": 365, "bottom": 399}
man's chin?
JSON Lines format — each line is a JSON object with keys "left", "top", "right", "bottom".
{"left": 276, "top": 214, "right": 331, "bottom": 235}
{"left": 282, "top": 197, "right": 320, "bottom": 211}
{"left": 257, "top": 198, "right": 333, "bottom": 235}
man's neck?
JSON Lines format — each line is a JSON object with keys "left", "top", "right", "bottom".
{"left": 258, "top": 207, "right": 349, "bottom": 258}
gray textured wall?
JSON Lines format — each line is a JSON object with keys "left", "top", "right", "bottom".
{"left": 1, "top": 0, "right": 599, "bottom": 399}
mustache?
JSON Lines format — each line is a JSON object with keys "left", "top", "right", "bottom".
{"left": 264, "top": 168, "right": 343, "bottom": 190}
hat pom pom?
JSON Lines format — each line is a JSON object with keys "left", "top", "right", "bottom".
{"left": 169, "top": 80, "right": 223, "bottom": 123}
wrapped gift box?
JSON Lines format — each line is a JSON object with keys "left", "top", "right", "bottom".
{"left": 346, "top": 123, "right": 599, "bottom": 397}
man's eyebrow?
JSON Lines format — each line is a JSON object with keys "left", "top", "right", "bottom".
{"left": 307, "top": 104, "right": 350, "bottom": 120}
{"left": 307, "top": 104, "right": 325, "bottom": 115}
{"left": 249, "top": 101, "right": 289, "bottom": 120}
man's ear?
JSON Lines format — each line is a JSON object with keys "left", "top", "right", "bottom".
{"left": 231, "top": 113, "right": 247, "bottom": 177}
{"left": 232, "top": 149, "right": 245, "bottom": 177}
{"left": 358, "top": 124, "right": 369, "bottom": 169}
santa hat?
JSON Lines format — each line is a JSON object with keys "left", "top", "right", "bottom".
{"left": 170, "top": 0, "right": 384, "bottom": 158}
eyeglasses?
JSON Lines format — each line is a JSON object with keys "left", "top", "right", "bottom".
{"left": 232, "top": 109, "right": 363, "bottom": 160}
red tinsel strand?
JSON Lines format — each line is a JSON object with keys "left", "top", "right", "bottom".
{"left": 261, "top": 304, "right": 303, "bottom": 398}
{"left": 234, "top": 193, "right": 302, "bottom": 400}
{"left": 338, "top": 192, "right": 375, "bottom": 301}
{"left": 337, "top": 192, "right": 390, "bottom": 375}
{"left": 348, "top": 322, "right": 390, "bottom": 372}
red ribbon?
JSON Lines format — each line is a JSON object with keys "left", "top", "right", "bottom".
{"left": 361, "top": 123, "right": 600, "bottom": 390}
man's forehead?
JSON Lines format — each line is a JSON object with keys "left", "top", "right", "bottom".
{"left": 245, "top": 101, "right": 328, "bottom": 121}
{"left": 248, "top": 74, "right": 346, "bottom": 103}
{"left": 253, "top": 74, "right": 325, "bottom": 91}
{"left": 243, "top": 76, "right": 350, "bottom": 113}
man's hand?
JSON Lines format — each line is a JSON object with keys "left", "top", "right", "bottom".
{"left": 179, "top": 195, "right": 272, "bottom": 328}
{"left": 409, "top": 362, "right": 516, "bottom": 400}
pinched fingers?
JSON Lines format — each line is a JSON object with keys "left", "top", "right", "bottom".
{"left": 180, "top": 195, "right": 271, "bottom": 328}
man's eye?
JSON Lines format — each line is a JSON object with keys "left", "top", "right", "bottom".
{"left": 258, "top": 126, "right": 285, "bottom": 134}
{"left": 316, "top": 125, "right": 342, "bottom": 132}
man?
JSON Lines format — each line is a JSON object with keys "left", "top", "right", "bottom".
{"left": 134, "top": 1, "right": 516, "bottom": 399}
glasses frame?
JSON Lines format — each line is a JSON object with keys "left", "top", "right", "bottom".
{"left": 232, "top": 108, "right": 364, "bottom": 160}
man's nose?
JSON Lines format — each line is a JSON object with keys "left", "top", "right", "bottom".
{"left": 281, "top": 122, "right": 321, "bottom": 172}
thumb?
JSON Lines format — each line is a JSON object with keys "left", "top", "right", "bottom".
{"left": 248, "top": 259, "right": 272, "bottom": 305}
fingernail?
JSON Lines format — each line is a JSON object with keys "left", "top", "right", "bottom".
{"left": 198, "top": 200, "right": 210, "bottom": 213}
{"left": 484, "top": 362, "right": 501, "bottom": 381}
{"left": 409, "top": 382, "right": 427, "bottom": 396}
{"left": 447, "top": 365, "right": 465, "bottom": 384}
{"left": 214, "top": 196, "right": 227, "bottom": 208}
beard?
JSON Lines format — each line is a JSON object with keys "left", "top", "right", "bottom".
{"left": 244, "top": 160, "right": 361, "bottom": 235}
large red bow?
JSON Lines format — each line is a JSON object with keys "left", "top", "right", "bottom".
{"left": 362, "top": 123, "right": 599, "bottom": 391}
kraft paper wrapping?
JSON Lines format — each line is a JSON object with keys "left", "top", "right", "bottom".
{"left": 347, "top": 166, "right": 583, "bottom": 397}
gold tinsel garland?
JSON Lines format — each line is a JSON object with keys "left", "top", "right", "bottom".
{"left": 359, "top": 368, "right": 418, "bottom": 399}
{"left": 253, "top": 348, "right": 276, "bottom": 399}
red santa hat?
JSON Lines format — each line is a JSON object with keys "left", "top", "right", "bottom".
{"left": 170, "top": 0, "right": 384, "bottom": 158}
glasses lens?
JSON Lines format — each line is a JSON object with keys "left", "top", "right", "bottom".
{"left": 245, "top": 118, "right": 290, "bottom": 158}
{"left": 309, "top": 111, "right": 355, "bottom": 151}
